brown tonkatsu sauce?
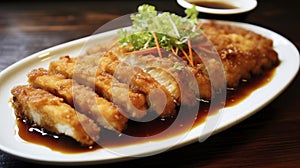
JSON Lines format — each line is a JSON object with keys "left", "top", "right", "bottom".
{"left": 189, "top": 1, "right": 237, "bottom": 9}
{"left": 16, "top": 68, "right": 276, "bottom": 153}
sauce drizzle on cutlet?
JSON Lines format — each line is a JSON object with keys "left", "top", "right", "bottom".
{"left": 16, "top": 68, "right": 276, "bottom": 153}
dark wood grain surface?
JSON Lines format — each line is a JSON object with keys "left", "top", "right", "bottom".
{"left": 0, "top": 0, "right": 299, "bottom": 167}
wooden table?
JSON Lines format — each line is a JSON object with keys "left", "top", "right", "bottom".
{"left": 0, "top": 0, "right": 299, "bottom": 167}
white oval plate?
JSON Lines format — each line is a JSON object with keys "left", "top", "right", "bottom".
{"left": 0, "top": 20, "right": 299, "bottom": 165}
{"left": 177, "top": 0, "right": 257, "bottom": 15}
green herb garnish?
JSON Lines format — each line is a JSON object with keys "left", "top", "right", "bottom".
{"left": 118, "top": 4, "right": 202, "bottom": 66}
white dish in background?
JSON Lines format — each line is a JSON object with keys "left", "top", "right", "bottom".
{"left": 177, "top": 0, "right": 257, "bottom": 15}
{"left": 0, "top": 20, "right": 299, "bottom": 165}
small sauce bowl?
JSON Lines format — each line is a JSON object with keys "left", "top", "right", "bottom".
{"left": 177, "top": 0, "right": 257, "bottom": 15}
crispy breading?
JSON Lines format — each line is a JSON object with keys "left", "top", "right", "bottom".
{"left": 27, "top": 68, "right": 128, "bottom": 132}
{"left": 95, "top": 52, "right": 176, "bottom": 117}
{"left": 49, "top": 56, "right": 147, "bottom": 119}
{"left": 174, "top": 22, "right": 279, "bottom": 99}
{"left": 10, "top": 21, "right": 280, "bottom": 146}
{"left": 202, "top": 22, "right": 279, "bottom": 87}
{"left": 186, "top": 22, "right": 279, "bottom": 99}
{"left": 11, "top": 85, "right": 100, "bottom": 146}
{"left": 118, "top": 54, "right": 198, "bottom": 106}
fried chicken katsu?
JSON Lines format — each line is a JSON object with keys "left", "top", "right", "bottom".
{"left": 11, "top": 85, "right": 100, "bottom": 146}
{"left": 49, "top": 56, "right": 147, "bottom": 119}
{"left": 10, "top": 21, "right": 279, "bottom": 146}
{"left": 202, "top": 22, "right": 279, "bottom": 86}
{"left": 94, "top": 52, "right": 176, "bottom": 117}
{"left": 27, "top": 68, "right": 128, "bottom": 132}
{"left": 113, "top": 22, "right": 279, "bottom": 99}
{"left": 114, "top": 53, "right": 198, "bottom": 106}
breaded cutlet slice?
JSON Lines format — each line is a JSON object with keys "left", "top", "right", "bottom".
{"left": 49, "top": 56, "right": 147, "bottom": 119}
{"left": 11, "top": 85, "right": 100, "bottom": 146}
{"left": 97, "top": 52, "right": 176, "bottom": 117}
{"left": 202, "top": 22, "right": 279, "bottom": 87}
{"left": 27, "top": 68, "right": 128, "bottom": 132}
{"left": 118, "top": 54, "right": 198, "bottom": 107}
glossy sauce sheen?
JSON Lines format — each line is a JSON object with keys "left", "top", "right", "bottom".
{"left": 190, "top": 1, "right": 237, "bottom": 9}
{"left": 17, "top": 69, "right": 276, "bottom": 153}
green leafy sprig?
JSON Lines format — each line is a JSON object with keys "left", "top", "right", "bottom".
{"left": 118, "top": 4, "right": 202, "bottom": 62}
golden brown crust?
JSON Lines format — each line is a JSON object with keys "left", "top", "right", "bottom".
{"left": 28, "top": 68, "right": 128, "bottom": 132}
{"left": 185, "top": 22, "right": 279, "bottom": 99}
{"left": 49, "top": 56, "right": 147, "bottom": 119}
{"left": 10, "top": 21, "right": 280, "bottom": 146}
{"left": 11, "top": 85, "right": 100, "bottom": 146}
{"left": 118, "top": 54, "right": 198, "bottom": 106}
{"left": 97, "top": 52, "right": 176, "bottom": 117}
{"left": 202, "top": 22, "right": 279, "bottom": 87}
